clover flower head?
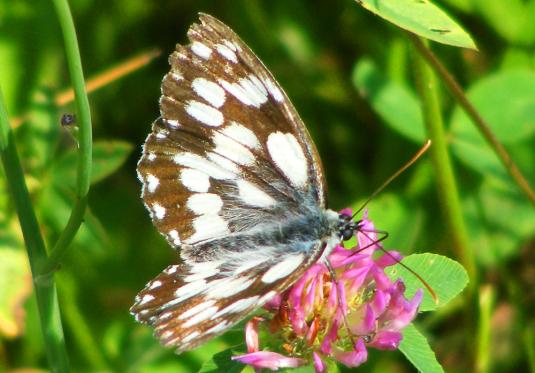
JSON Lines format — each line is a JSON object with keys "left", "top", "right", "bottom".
{"left": 233, "top": 210, "right": 423, "bottom": 371}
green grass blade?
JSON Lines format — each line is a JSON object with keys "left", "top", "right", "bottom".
{"left": 0, "top": 87, "right": 71, "bottom": 372}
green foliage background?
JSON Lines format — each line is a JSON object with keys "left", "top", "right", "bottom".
{"left": 1, "top": 0, "right": 534, "bottom": 372}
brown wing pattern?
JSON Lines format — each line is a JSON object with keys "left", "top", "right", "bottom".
{"left": 137, "top": 14, "right": 327, "bottom": 250}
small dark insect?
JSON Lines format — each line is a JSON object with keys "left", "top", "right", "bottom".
{"left": 60, "top": 113, "right": 77, "bottom": 127}
{"left": 430, "top": 28, "right": 451, "bottom": 35}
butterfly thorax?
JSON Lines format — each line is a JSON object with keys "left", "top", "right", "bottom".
{"left": 185, "top": 201, "right": 340, "bottom": 265}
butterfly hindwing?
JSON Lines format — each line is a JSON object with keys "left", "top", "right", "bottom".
{"left": 131, "top": 241, "right": 325, "bottom": 352}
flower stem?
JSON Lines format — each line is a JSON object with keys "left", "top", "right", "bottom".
{"left": 408, "top": 33, "right": 535, "bottom": 206}
{"left": 0, "top": 88, "right": 70, "bottom": 372}
{"left": 40, "top": 0, "right": 93, "bottom": 277}
{"left": 476, "top": 285, "right": 494, "bottom": 373}
{"left": 411, "top": 38, "right": 477, "bottom": 286}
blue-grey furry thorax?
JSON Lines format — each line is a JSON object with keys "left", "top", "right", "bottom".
{"left": 187, "top": 200, "right": 340, "bottom": 262}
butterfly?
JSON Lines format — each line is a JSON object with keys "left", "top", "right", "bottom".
{"left": 131, "top": 13, "right": 359, "bottom": 353}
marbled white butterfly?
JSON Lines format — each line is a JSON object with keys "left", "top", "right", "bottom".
{"left": 131, "top": 14, "right": 361, "bottom": 353}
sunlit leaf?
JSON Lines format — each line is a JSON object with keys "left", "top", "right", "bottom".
{"left": 386, "top": 253, "right": 469, "bottom": 312}
{"left": 400, "top": 323, "right": 444, "bottom": 373}
{"left": 356, "top": 0, "right": 476, "bottom": 49}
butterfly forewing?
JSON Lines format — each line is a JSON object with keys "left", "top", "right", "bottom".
{"left": 133, "top": 14, "right": 339, "bottom": 353}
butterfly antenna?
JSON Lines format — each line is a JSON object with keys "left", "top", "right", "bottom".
{"left": 357, "top": 227, "right": 439, "bottom": 304}
{"left": 351, "top": 140, "right": 432, "bottom": 220}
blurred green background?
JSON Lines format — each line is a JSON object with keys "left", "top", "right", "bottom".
{"left": 1, "top": 0, "right": 534, "bottom": 372}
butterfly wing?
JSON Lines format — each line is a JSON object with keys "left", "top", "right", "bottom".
{"left": 133, "top": 14, "right": 338, "bottom": 352}
{"left": 138, "top": 14, "right": 328, "bottom": 252}
{"left": 131, "top": 241, "right": 325, "bottom": 352}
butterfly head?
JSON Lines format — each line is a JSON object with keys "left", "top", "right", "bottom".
{"left": 337, "top": 211, "right": 362, "bottom": 242}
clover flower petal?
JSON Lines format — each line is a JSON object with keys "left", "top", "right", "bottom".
{"left": 232, "top": 351, "right": 306, "bottom": 370}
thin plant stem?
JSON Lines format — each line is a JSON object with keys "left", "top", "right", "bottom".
{"left": 40, "top": 0, "right": 93, "bottom": 277}
{"left": 476, "top": 285, "right": 494, "bottom": 373}
{"left": 411, "top": 38, "right": 477, "bottom": 286}
{"left": 526, "top": 323, "right": 535, "bottom": 373}
{"left": 0, "top": 88, "right": 70, "bottom": 372}
{"left": 408, "top": 33, "right": 535, "bottom": 206}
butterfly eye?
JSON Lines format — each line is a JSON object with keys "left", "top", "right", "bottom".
{"left": 341, "top": 228, "right": 354, "bottom": 241}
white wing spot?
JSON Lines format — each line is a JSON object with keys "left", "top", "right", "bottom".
{"left": 205, "top": 276, "right": 255, "bottom": 299}
{"left": 211, "top": 296, "right": 260, "bottom": 319}
{"left": 190, "top": 261, "right": 222, "bottom": 273}
{"left": 164, "top": 265, "right": 178, "bottom": 274}
{"left": 191, "top": 41, "right": 212, "bottom": 59}
{"left": 212, "top": 132, "right": 255, "bottom": 166}
{"left": 160, "top": 311, "right": 173, "bottom": 321}
{"left": 180, "top": 168, "right": 210, "bottom": 193}
{"left": 155, "top": 130, "right": 168, "bottom": 139}
{"left": 166, "top": 119, "right": 180, "bottom": 128}
{"left": 148, "top": 280, "right": 162, "bottom": 290}
{"left": 192, "top": 78, "right": 226, "bottom": 108}
{"left": 147, "top": 153, "right": 156, "bottom": 161}
{"left": 223, "top": 39, "right": 238, "bottom": 51}
{"left": 173, "top": 279, "right": 207, "bottom": 303}
{"left": 160, "top": 330, "right": 174, "bottom": 340}
{"left": 218, "top": 77, "right": 268, "bottom": 108}
{"left": 179, "top": 299, "right": 217, "bottom": 320}
{"left": 218, "top": 79, "right": 253, "bottom": 107}
{"left": 152, "top": 203, "right": 166, "bottom": 220}
{"left": 168, "top": 230, "right": 182, "bottom": 246}
{"left": 170, "top": 71, "right": 184, "bottom": 81}
{"left": 263, "top": 77, "right": 284, "bottom": 102}
{"left": 187, "top": 193, "right": 223, "bottom": 215}
{"left": 233, "top": 257, "right": 268, "bottom": 275}
{"left": 146, "top": 174, "right": 159, "bottom": 193}
{"left": 266, "top": 132, "right": 308, "bottom": 188}
{"left": 205, "top": 321, "right": 229, "bottom": 335}
{"left": 239, "top": 76, "right": 268, "bottom": 107}
{"left": 183, "top": 305, "right": 219, "bottom": 327}
{"left": 181, "top": 331, "right": 200, "bottom": 344}
{"left": 262, "top": 254, "right": 304, "bottom": 283}
{"left": 174, "top": 152, "right": 235, "bottom": 180}
{"left": 248, "top": 74, "right": 268, "bottom": 97}
{"left": 206, "top": 152, "right": 240, "bottom": 175}
{"left": 260, "top": 290, "right": 278, "bottom": 305}
{"left": 187, "top": 214, "right": 230, "bottom": 244}
{"left": 221, "top": 122, "right": 260, "bottom": 149}
{"left": 184, "top": 263, "right": 220, "bottom": 282}
{"left": 237, "top": 179, "right": 276, "bottom": 208}
{"left": 215, "top": 43, "right": 238, "bottom": 63}
{"left": 139, "top": 294, "right": 155, "bottom": 305}
{"left": 185, "top": 100, "right": 224, "bottom": 127}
